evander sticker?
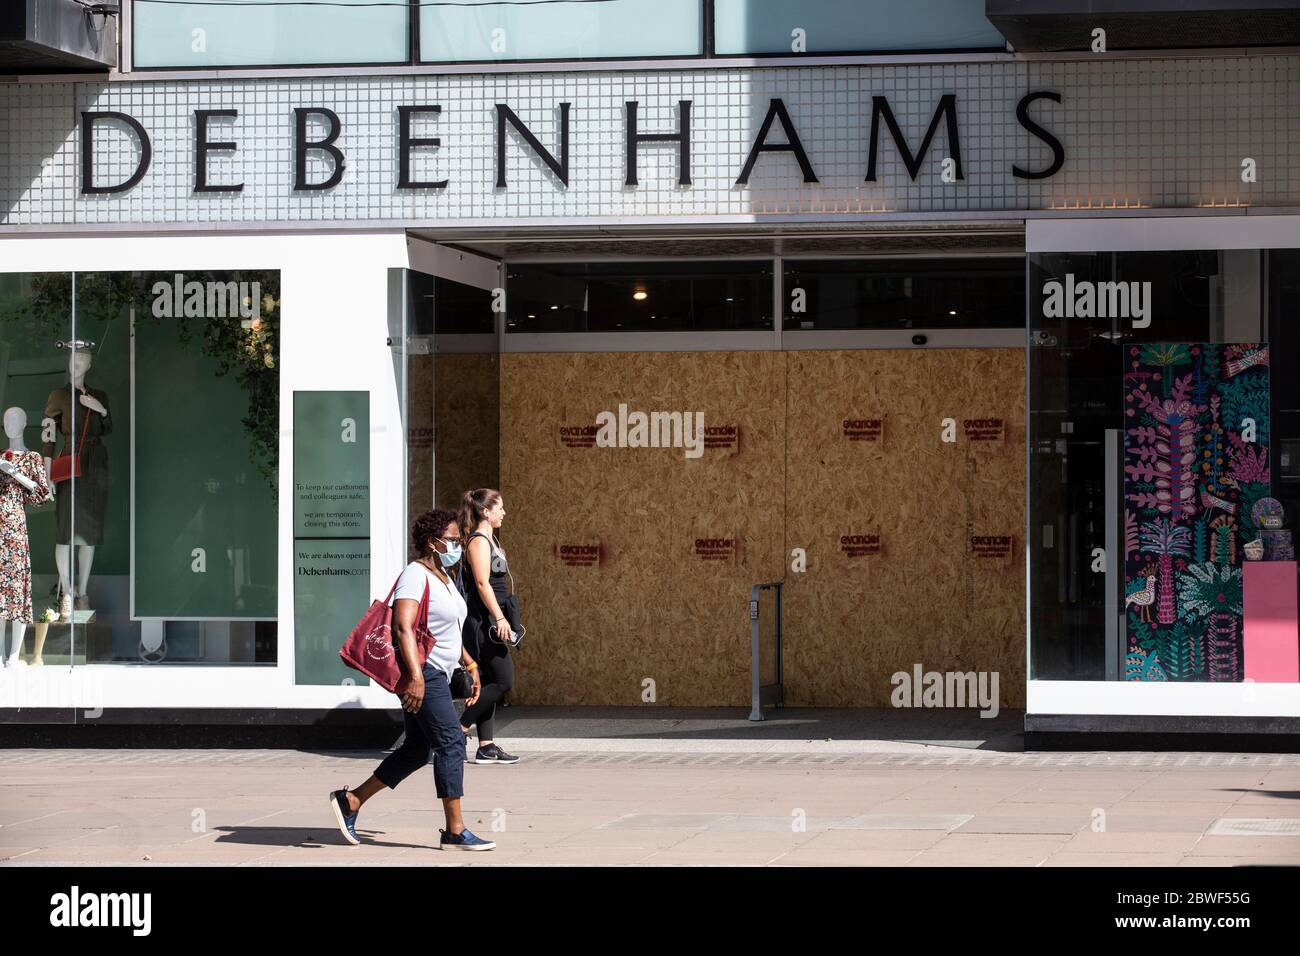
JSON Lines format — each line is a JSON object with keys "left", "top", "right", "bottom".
{"left": 842, "top": 418, "right": 883, "bottom": 442}
{"left": 694, "top": 537, "right": 737, "bottom": 562}
{"left": 559, "top": 425, "right": 599, "bottom": 449}
{"left": 408, "top": 426, "right": 433, "bottom": 450}
{"left": 556, "top": 543, "right": 600, "bottom": 567}
{"left": 970, "top": 535, "right": 1014, "bottom": 560}
{"left": 703, "top": 425, "right": 739, "bottom": 451}
{"left": 962, "top": 418, "right": 1005, "bottom": 442}
{"left": 840, "top": 534, "right": 882, "bottom": 557}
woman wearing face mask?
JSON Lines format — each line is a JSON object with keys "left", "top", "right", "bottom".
{"left": 458, "top": 488, "right": 520, "bottom": 764}
{"left": 328, "top": 508, "right": 495, "bottom": 851}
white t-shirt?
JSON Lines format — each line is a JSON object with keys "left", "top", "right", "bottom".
{"left": 390, "top": 561, "right": 465, "bottom": 682}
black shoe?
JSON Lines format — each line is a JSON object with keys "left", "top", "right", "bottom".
{"left": 475, "top": 743, "right": 520, "bottom": 765}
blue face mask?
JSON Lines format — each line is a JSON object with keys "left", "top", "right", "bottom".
{"left": 437, "top": 541, "right": 462, "bottom": 567}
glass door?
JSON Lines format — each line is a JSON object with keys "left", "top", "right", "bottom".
{"left": 393, "top": 248, "right": 501, "bottom": 556}
{"left": 0, "top": 272, "right": 77, "bottom": 723}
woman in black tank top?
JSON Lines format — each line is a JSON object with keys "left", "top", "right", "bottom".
{"left": 457, "top": 488, "right": 520, "bottom": 765}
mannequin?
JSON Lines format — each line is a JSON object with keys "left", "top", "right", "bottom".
{"left": 44, "top": 351, "right": 110, "bottom": 621}
{"left": 1, "top": 407, "right": 52, "bottom": 665}
{"left": 0, "top": 412, "right": 37, "bottom": 495}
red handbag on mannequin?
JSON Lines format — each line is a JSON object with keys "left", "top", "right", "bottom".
{"left": 49, "top": 419, "right": 87, "bottom": 485}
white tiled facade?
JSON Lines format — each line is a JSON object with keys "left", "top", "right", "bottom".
{"left": 2, "top": 54, "right": 1298, "bottom": 228}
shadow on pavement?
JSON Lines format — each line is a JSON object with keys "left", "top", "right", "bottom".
{"left": 1222, "top": 789, "right": 1300, "bottom": 800}
{"left": 211, "top": 826, "right": 427, "bottom": 851}
{"left": 484, "top": 706, "right": 1025, "bottom": 751}
{"left": 293, "top": 707, "right": 1026, "bottom": 758}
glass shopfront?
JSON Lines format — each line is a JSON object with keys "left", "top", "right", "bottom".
{"left": 783, "top": 258, "right": 1024, "bottom": 331}
{"left": 506, "top": 261, "right": 774, "bottom": 333}
{"left": 0, "top": 271, "right": 279, "bottom": 669}
{"left": 1029, "top": 249, "right": 1297, "bottom": 686}
{"left": 395, "top": 268, "right": 500, "bottom": 529}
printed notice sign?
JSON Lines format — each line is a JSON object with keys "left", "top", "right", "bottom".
{"left": 840, "top": 533, "right": 882, "bottom": 557}
{"left": 970, "top": 534, "right": 1014, "bottom": 560}
{"left": 694, "top": 537, "right": 737, "bottom": 562}
{"left": 842, "top": 418, "right": 883, "bottom": 442}
{"left": 963, "top": 418, "right": 1005, "bottom": 442}
{"left": 293, "top": 391, "right": 371, "bottom": 686}
{"left": 559, "top": 425, "right": 599, "bottom": 449}
{"left": 557, "top": 543, "right": 601, "bottom": 567}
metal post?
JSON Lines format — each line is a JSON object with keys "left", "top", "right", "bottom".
{"left": 773, "top": 583, "right": 783, "bottom": 706}
{"left": 749, "top": 584, "right": 763, "bottom": 721}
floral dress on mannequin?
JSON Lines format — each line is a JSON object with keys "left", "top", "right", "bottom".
{"left": 0, "top": 450, "right": 53, "bottom": 624}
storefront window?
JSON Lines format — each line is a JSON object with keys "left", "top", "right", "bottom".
{"left": 407, "top": 272, "right": 495, "bottom": 337}
{"left": 0, "top": 271, "right": 279, "bottom": 665}
{"left": 133, "top": 0, "right": 408, "bottom": 68}
{"left": 713, "top": 0, "right": 1005, "bottom": 55}
{"left": 1267, "top": 251, "right": 1300, "bottom": 530}
{"left": 420, "top": 0, "right": 702, "bottom": 63}
{"left": 507, "top": 261, "right": 772, "bottom": 333}
{"left": 1027, "top": 250, "right": 1289, "bottom": 683}
{"left": 783, "top": 258, "right": 1024, "bottom": 330}
{"left": 399, "top": 270, "right": 499, "bottom": 519}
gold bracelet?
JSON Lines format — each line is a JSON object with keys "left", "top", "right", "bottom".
{"left": 466, "top": 661, "right": 478, "bottom": 671}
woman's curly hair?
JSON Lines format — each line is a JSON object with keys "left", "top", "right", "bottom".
{"left": 411, "top": 508, "right": 458, "bottom": 558}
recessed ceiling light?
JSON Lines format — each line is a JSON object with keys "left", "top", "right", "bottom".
{"left": 948, "top": 310, "right": 958, "bottom": 316}
{"left": 725, "top": 297, "right": 734, "bottom": 302}
{"left": 550, "top": 305, "right": 559, "bottom": 310}
{"left": 527, "top": 314, "right": 536, "bottom": 319}
{"left": 633, "top": 291, "right": 648, "bottom": 301}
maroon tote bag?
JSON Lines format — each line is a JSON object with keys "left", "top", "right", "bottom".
{"left": 339, "top": 575, "right": 434, "bottom": 694}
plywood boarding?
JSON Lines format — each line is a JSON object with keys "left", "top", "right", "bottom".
{"left": 499, "top": 351, "right": 785, "bottom": 706}
{"left": 431, "top": 352, "right": 500, "bottom": 515}
{"left": 494, "top": 348, "right": 1025, "bottom": 708}
{"left": 784, "top": 349, "right": 1026, "bottom": 708}
{"left": 407, "top": 354, "right": 435, "bottom": 530}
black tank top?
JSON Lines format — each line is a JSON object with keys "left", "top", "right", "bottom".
{"left": 466, "top": 530, "right": 511, "bottom": 611}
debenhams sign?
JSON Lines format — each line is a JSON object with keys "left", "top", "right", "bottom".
{"left": 78, "top": 93, "right": 1066, "bottom": 195}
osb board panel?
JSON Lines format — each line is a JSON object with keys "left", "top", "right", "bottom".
{"left": 500, "top": 351, "right": 785, "bottom": 706}
{"left": 431, "top": 352, "right": 499, "bottom": 514}
{"left": 407, "top": 354, "right": 435, "bottom": 524}
{"left": 784, "top": 349, "right": 1026, "bottom": 708}
{"left": 494, "top": 348, "right": 1024, "bottom": 708}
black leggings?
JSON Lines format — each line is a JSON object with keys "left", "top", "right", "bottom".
{"left": 461, "top": 641, "right": 514, "bottom": 741}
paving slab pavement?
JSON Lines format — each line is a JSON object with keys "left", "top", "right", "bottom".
{"left": 1, "top": 743, "right": 1299, "bottom": 866}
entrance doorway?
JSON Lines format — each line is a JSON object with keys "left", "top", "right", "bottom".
{"left": 396, "top": 230, "right": 1028, "bottom": 708}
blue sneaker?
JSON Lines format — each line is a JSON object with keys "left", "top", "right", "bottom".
{"left": 439, "top": 827, "right": 496, "bottom": 851}
{"left": 329, "top": 788, "right": 360, "bottom": 846}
